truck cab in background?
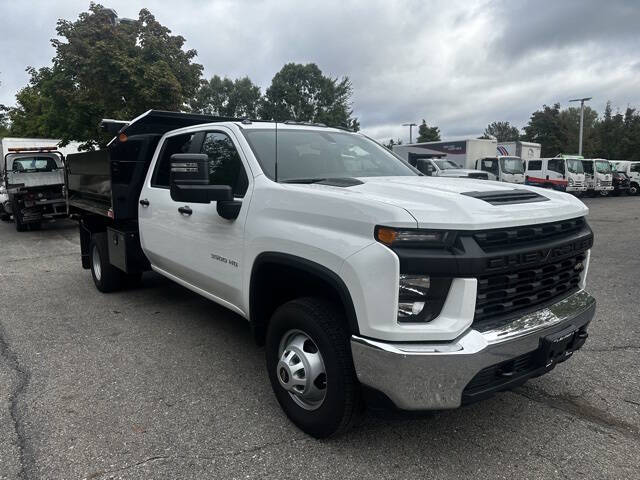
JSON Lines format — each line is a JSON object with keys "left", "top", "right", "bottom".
{"left": 525, "top": 156, "right": 587, "bottom": 194}
{"left": 475, "top": 156, "right": 525, "bottom": 184}
{"left": 2, "top": 148, "right": 68, "bottom": 231}
{"left": 408, "top": 156, "right": 489, "bottom": 179}
{"left": 612, "top": 160, "right": 640, "bottom": 195}
{"left": 581, "top": 159, "right": 614, "bottom": 196}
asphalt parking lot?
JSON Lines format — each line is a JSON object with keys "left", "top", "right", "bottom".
{"left": 1, "top": 195, "right": 639, "bottom": 480}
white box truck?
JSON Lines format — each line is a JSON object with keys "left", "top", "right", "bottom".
{"left": 497, "top": 141, "right": 541, "bottom": 161}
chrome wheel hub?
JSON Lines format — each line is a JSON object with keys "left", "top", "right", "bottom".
{"left": 92, "top": 245, "right": 102, "bottom": 282}
{"left": 277, "top": 330, "right": 327, "bottom": 410}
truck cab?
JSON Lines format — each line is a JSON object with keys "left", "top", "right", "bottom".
{"left": 525, "top": 156, "right": 587, "bottom": 194}
{"left": 612, "top": 160, "right": 640, "bottom": 195}
{"left": 581, "top": 159, "right": 613, "bottom": 196}
{"left": 2, "top": 147, "right": 68, "bottom": 231}
{"left": 475, "top": 156, "right": 525, "bottom": 183}
{"left": 411, "top": 156, "right": 489, "bottom": 179}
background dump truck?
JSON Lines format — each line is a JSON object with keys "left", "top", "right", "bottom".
{"left": 1, "top": 138, "right": 80, "bottom": 230}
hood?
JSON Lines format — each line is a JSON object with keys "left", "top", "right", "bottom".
{"left": 302, "top": 176, "right": 589, "bottom": 230}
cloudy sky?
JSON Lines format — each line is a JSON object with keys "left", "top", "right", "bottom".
{"left": 1, "top": 0, "right": 639, "bottom": 141}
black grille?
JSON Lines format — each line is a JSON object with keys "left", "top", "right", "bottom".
{"left": 462, "top": 189, "right": 548, "bottom": 205}
{"left": 474, "top": 251, "right": 585, "bottom": 324}
{"left": 474, "top": 217, "right": 586, "bottom": 251}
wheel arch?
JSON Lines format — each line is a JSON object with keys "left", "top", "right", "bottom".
{"left": 249, "top": 252, "right": 360, "bottom": 345}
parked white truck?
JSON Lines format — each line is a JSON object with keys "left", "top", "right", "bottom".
{"left": 581, "top": 158, "right": 613, "bottom": 196}
{"left": 611, "top": 160, "right": 640, "bottom": 195}
{"left": 1, "top": 138, "right": 80, "bottom": 230}
{"left": 392, "top": 139, "right": 492, "bottom": 179}
{"left": 66, "top": 111, "right": 596, "bottom": 438}
{"left": 497, "top": 141, "right": 541, "bottom": 161}
{"left": 525, "top": 156, "right": 587, "bottom": 194}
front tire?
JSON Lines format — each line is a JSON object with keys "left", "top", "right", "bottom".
{"left": 12, "top": 197, "right": 27, "bottom": 232}
{"left": 90, "top": 233, "right": 124, "bottom": 293}
{"left": 266, "top": 297, "right": 362, "bottom": 438}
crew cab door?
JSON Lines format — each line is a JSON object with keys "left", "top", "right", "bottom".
{"left": 139, "top": 127, "right": 252, "bottom": 311}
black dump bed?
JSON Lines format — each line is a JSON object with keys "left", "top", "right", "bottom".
{"left": 65, "top": 110, "right": 234, "bottom": 219}
{"left": 66, "top": 135, "right": 160, "bottom": 219}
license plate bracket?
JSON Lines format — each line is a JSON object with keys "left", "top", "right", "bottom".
{"left": 537, "top": 325, "right": 586, "bottom": 368}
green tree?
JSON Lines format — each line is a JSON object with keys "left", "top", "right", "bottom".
{"left": 559, "top": 106, "right": 599, "bottom": 156}
{"left": 9, "top": 4, "right": 202, "bottom": 147}
{"left": 383, "top": 138, "right": 403, "bottom": 150}
{"left": 190, "top": 75, "right": 261, "bottom": 118}
{"left": 416, "top": 119, "right": 440, "bottom": 142}
{"left": 481, "top": 121, "right": 520, "bottom": 142}
{"left": 522, "top": 103, "right": 568, "bottom": 157}
{"left": 259, "top": 63, "right": 359, "bottom": 130}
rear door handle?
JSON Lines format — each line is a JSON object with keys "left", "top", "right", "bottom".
{"left": 139, "top": 198, "right": 150, "bottom": 207}
{"left": 178, "top": 206, "right": 193, "bottom": 216}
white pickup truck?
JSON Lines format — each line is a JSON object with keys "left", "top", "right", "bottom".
{"left": 66, "top": 110, "right": 596, "bottom": 438}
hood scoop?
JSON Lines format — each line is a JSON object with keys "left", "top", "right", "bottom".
{"left": 462, "top": 189, "right": 549, "bottom": 206}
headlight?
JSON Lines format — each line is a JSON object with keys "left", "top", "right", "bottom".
{"left": 375, "top": 226, "right": 456, "bottom": 248}
{"left": 397, "top": 274, "right": 452, "bottom": 323}
{"left": 568, "top": 178, "right": 574, "bottom": 185}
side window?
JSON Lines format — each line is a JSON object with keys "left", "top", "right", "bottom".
{"left": 482, "top": 158, "right": 498, "bottom": 174}
{"left": 151, "top": 133, "right": 197, "bottom": 188}
{"left": 582, "top": 161, "right": 593, "bottom": 174}
{"left": 527, "top": 160, "right": 542, "bottom": 170}
{"left": 548, "top": 159, "right": 564, "bottom": 174}
{"left": 201, "top": 132, "right": 248, "bottom": 197}
{"left": 630, "top": 163, "right": 640, "bottom": 173}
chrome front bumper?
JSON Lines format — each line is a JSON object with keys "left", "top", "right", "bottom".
{"left": 351, "top": 289, "right": 596, "bottom": 410}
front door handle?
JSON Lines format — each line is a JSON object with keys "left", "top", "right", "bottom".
{"left": 139, "top": 198, "right": 150, "bottom": 207}
{"left": 178, "top": 206, "right": 193, "bottom": 216}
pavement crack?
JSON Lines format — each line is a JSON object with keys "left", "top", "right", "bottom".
{"left": 513, "top": 385, "right": 640, "bottom": 440}
{"left": 0, "top": 322, "right": 34, "bottom": 480}
{"left": 84, "top": 437, "right": 308, "bottom": 479}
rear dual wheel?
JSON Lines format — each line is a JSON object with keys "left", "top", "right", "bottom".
{"left": 90, "top": 233, "right": 141, "bottom": 292}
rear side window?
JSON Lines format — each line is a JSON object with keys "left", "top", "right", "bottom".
{"left": 527, "top": 160, "right": 542, "bottom": 170}
{"left": 152, "top": 133, "right": 198, "bottom": 187}
{"left": 201, "top": 132, "right": 248, "bottom": 197}
{"left": 548, "top": 159, "right": 564, "bottom": 174}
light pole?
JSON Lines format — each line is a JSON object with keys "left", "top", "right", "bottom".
{"left": 569, "top": 97, "right": 592, "bottom": 155}
{"left": 402, "top": 123, "right": 417, "bottom": 143}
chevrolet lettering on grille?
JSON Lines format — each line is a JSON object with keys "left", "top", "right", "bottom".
{"left": 486, "top": 238, "right": 592, "bottom": 270}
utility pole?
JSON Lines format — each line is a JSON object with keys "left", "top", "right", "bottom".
{"left": 402, "top": 123, "right": 417, "bottom": 144}
{"left": 569, "top": 97, "right": 592, "bottom": 155}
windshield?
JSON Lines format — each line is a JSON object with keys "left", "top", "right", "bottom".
{"left": 433, "top": 160, "right": 460, "bottom": 170}
{"left": 567, "top": 159, "right": 584, "bottom": 174}
{"left": 9, "top": 156, "right": 60, "bottom": 173}
{"left": 595, "top": 161, "right": 612, "bottom": 174}
{"left": 499, "top": 157, "right": 525, "bottom": 174}
{"left": 242, "top": 129, "right": 418, "bottom": 181}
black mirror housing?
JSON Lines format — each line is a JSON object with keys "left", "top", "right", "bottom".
{"left": 169, "top": 153, "right": 234, "bottom": 204}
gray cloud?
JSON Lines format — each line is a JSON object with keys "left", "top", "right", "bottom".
{"left": 1, "top": 0, "right": 639, "bottom": 143}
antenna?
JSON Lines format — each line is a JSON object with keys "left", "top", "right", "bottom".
{"left": 274, "top": 120, "right": 279, "bottom": 182}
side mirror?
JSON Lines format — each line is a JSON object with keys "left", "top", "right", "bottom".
{"left": 169, "top": 154, "right": 233, "bottom": 204}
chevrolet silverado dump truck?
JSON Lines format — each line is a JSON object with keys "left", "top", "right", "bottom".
{"left": 66, "top": 110, "right": 596, "bottom": 438}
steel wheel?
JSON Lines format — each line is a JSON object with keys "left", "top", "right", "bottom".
{"left": 277, "top": 329, "right": 327, "bottom": 410}
{"left": 92, "top": 244, "right": 102, "bottom": 282}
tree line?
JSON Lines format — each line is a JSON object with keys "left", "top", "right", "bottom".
{"left": 479, "top": 103, "right": 640, "bottom": 160}
{"left": 3, "top": 4, "right": 358, "bottom": 148}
